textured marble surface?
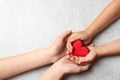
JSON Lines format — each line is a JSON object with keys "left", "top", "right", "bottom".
{"left": 0, "top": 0, "right": 120, "bottom": 80}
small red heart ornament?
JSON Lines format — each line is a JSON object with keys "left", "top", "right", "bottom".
{"left": 72, "top": 40, "right": 90, "bottom": 57}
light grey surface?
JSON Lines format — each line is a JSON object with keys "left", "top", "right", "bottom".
{"left": 0, "top": 0, "right": 120, "bottom": 80}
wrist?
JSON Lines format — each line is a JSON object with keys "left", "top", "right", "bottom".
{"left": 40, "top": 71, "right": 64, "bottom": 80}
{"left": 37, "top": 47, "right": 55, "bottom": 64}
{"left": 51, "top": 66, "right": 65, "bottom": 76}
{"left": 43, "top": 65, "right": 65, "bottom": 80}
{"left": 94, "top": 46, "right": 103, "bottom": 58}
{"left": 46, "top": 47, "right": 56, "bottom": 63}
{"left": 85, "top": 28, "right": 96, "bottom": 38}
{"left": 47, "top": 46, "right": 59, "bottom": 63}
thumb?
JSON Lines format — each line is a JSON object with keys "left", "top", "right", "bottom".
{"left": 68, "top": 33, "right": 84, "bottom": 43}
{"left": 88, "top": 44, "right": 95, "bottom": 47}
{"left": 60, "top": 30, "right": 72, "bottom": 41}
{"left": 80, "top": 57, "right": 92, "bottom": 63}
{"left": 81, "top": 44, "right": 95, "bottom": 63}
{"left": 83, "top": 39, "right": 91, "bottom": 45}
{"left": 68, "top": 35, "right": 80, "bottom": 43}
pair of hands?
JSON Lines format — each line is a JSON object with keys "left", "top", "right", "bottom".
{"left": 49, "top": 30, "right": 98, "bottom": 75}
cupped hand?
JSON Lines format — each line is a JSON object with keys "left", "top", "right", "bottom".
{"left": 66, "top": 30, "right": 92, "bottom": 53}
{"left": 69, "top": 44, "right": 98, "bottom": 65}
{"left": 50, "top": 30, "right": 72, "bottom": 63}
{"left": 52, "top": 55, "right": 91, "bottom": 74}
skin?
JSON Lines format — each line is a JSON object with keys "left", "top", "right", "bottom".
{"left": 67, "top": 0, "right": 120, "bottom": 53}
{"left": 40, "top": 55, "right": 90, "bottom": 80}
{"left": 39, "top": 39, "right": 120, "bottom": 80}
{"left": 96, "top": 39, "right": 120, "bottom": 58}
{"left": 71, "top": 39, "right": 120, "bottom": 64}
{"left": 1, "top": 0, "right": 120, "bottom": 80}
{"left": 39, "top": 0, "right": 120, "bottom": 79}
{"left": 0, "top": 30, "right": 72, "bottom": 80}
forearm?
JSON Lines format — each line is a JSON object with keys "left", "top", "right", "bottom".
{"left": 86, "top": 0, "right": 120, "bottom": 38}
{"left": 0, "top": 48, "right": 54, "bottom": 79}
{"left": 40, "top": 65, "right": 64, "bottom": 80}
{"left": 96, "top": 39, "right": 120, "bottom": 58}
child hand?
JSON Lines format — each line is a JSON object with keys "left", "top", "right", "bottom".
{"left": 69, "top": 44, "right": 98, "bottom": 65}
{"left": 66, "top": 30, "right": 92, "bottom": 53}
{"left": 50, "top": 30, "right": 72, "bottom": 63}
{"left": 51, "top": 55, "right": 91, "bottom": 75}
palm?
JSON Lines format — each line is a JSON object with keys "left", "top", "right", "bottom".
{"left": 51, "top": 38, "right": 67, "bottom": 62}
{"left": 57, "top": 55, "right": 90, "bottom": 74}
{"left": 50, "top": 31, "right": 72, "bottom": 62}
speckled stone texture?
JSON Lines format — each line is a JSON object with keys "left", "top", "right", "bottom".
{"left": 0, "top": 0, "right": 120, "bottom": 80}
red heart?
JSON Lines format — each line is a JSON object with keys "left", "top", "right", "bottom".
{"left": 72, "top": 40, "right": 90, "bottom": 57}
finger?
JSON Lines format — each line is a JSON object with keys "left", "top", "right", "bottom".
{"left": 87, "top": 44, "right": 95, "bottom": 49}
{"left": 89, "top": 44, "right": 95, "bottom": 47}
{"left": 81, "top": 51, "right": 95, "bottom": 63}
{"left": 66, "top": 50, "right": 69, "bottom": 55}
{"left": 67, "top": 42, "right": 73, "bottom": 53}
{"left": 67, "top": 46, "right": 71, "bottom": 53}
{"left": 69, "top": 56, "right": 74, "bottom": 62}
{"left": 83, "top": 38, "right": 92, "bottom": 45}
{"left": 59, "top": 30, "right": 72, "bottom": 41}
{"left": 66, "top": 43, "right": 72, "bottom": 53}
{"left": 69, "top": 54, "right": 72, "bottom": 57}
{"left": 74, "top": 56, "right": 78, "bottom": 64}
{"left": 79, "top": 44, "right": 96, "bottom": 63}
{"left": 68, "top": 41, "right": 73, "bottom": 50}
{"left": 63, "top": 55, "right": 70, "bottom": 60}
{"left": 78, "top": 57, "right": 89, "bottom": 65}
{"left": 79, "top": 64, "right": 90, "bottom": 72}
{"left": 66, "top": 55, "right": 70, "bottom": 59}
{"left": 90, "top": 44, "right": 95, "bottom": 46}
{"left": 69, "top": 54, "right": 73, "bottom": 60}
{"left": 68, "top": 35, "right": 79, "bottom": 43}
{"left": 70, "top": 56, "right": 76, "bottom": 63}
{"left": 81, "top": 56, "right": 93, "bottom": 63}
{"left": 73, "top": 56, "right": 77, "bottom": 63}
{"left": 78, "top": 57, "right": 82, "bottom": 64}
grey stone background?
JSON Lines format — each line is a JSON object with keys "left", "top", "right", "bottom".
{"left": 0, "top": 0, "right": 120, "bottom": 80}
